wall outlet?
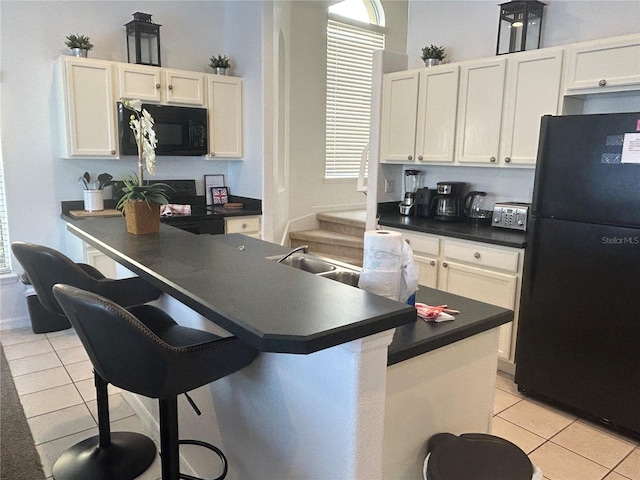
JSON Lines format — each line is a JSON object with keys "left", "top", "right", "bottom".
{"left": 384, "top": 180, "right": 395, "bottom": 193}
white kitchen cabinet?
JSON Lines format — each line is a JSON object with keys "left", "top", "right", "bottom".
{"left": 386, "top": 227, "right": 523, "bottom": 371}
{"left": 564, "top": 33, "right": 640, "bottom": 94}
{"left": 57, "top": 57, "right": 118, "bottom": 158}
{"left": 380, "top": 71, "right": 420, "bottom": 163}
{"left": 455, "top": 58, "right": 507, "bottom": 165}
{"left": 415, "top": 65, "right": 459, "bottom": 164}
{"left": 500, "top": 48, "right": 564, "bottom": 166}
{"left": 83, "top": 245, "right": 117, "bottom": 278}
{"left": 118, "top": 64, "right": 205, "bottom": 106}
{"left": 206, "top": 75, "right": 243, "bottom": 159}
{"left": 380, "top": 66, "right": 459, "bottom": 165}
{"left": 225, "top": 215, "right": 260, "bottom": 238}
{"left": 397, "top": 229, "right": 440, "bottom": 289}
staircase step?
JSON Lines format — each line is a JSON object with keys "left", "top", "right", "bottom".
{"left": 316, "top": 211, "right": 366, "bottom": 237}
{"left": 290, "top": 229, "right": 364, "bottom": 249}
{"left": 290, "top": 230, "right": 363, "bottom": 266}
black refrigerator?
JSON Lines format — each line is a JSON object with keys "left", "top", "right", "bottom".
{"left": 515, "top": 112, "right": 640, "bottom": 438}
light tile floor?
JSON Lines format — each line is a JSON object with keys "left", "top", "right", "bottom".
{"left": 2, "top": 326, "right": 640, "bottom": 480}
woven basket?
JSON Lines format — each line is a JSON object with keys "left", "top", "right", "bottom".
{"left": 123, "top": 200, "right": 161, "bottom": 235}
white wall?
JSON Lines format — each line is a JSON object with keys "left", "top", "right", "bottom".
{"left": 0, "top": 1, "right": 263, "bottom": 328}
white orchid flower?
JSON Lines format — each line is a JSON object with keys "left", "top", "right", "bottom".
{"left": 121, "top": 98, "right": 158, "bottom": 185}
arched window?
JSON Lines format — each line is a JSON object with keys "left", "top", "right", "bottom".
{"left": 325, "top": 0, "right": 385, "bottom": 179}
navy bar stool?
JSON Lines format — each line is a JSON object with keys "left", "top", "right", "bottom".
{"left": 12, "top": 241, "right": 163, "bottom": 479}
{"left": 423, "top": 433, "right": 536, "bottom": 480}
{"left": 53, "top": 284, "right": 259, "bottom": 480}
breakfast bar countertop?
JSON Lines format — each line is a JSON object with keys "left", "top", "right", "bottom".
{"left": 64, "top": 217, "right": 513, "bottom": 363}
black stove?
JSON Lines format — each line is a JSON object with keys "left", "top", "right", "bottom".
{"left": 149, "top": 180, "right": 225, "bottom": 235}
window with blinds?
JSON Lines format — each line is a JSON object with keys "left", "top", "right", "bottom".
{"left": 0, "top": 159, "right": 10, "bottom": 274}
{"left": 325, "top": 18, "right": 384, "bottom": 179}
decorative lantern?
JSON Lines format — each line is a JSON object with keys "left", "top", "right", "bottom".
{"left": 496, "top": 1, "right": 545, "bottom": 55}
{"left": 125, "top": 12, "right": 161, "bottom": 67}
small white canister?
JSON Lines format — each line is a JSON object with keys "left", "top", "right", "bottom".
{"left": 83, "top": 189, "right": 104, "bottom": 212}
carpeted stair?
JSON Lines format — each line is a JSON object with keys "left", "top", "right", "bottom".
{"left": 289, "top": 210, "right": 365, "bottom": 267}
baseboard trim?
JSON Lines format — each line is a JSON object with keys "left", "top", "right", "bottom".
{"left": 0, "top": 316, "right": 32, "bottom": 332}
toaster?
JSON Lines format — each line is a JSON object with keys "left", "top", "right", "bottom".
{"left": 492, "top": 202, "right": 530, "bottom": 231}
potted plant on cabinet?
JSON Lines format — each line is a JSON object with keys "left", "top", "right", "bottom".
{"left": 65, "top": 34, "right": 94, "bottom": 58}
{"left": 209, "top": 54, "right": 231, "bottom": 75}
{"left": 117, "top": 98, "right": 169, "bottom": 235}
{"left": 421, "top": 44, "right": 446, "bottom": 67}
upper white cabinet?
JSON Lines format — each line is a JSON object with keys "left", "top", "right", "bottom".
{"left": 118, "top": 64, "right": 205, "bottom": 106}
{"left": 57, "top": 57, "right": 118, "bottom": 158}
{"left": 455, "top": 58, "right": 507, "bottom": 165}
{"left": 564, "top": 33, "right": 640, "bottom": 94}
{"left": 380, "top": 65, "right": 459, "bottom": 164}
{"left": 415, "top": 65, "right": 460, "bottom": 164}
{"left": 380, "top": 71, "right": 420, "bottom": 163}
{"left": 206, "top": 75, "right": 243, "bottom": 159}
{"left": 500, "top": 48, "right": 564, "bottom": 166}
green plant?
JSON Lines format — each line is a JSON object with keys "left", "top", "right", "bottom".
{"left": 65, "top": 34, "right": 94, "bottom": 51}
{"left": 209, "top": 54, "right": 231, "bottom": 69}
{"left": 116, "top": 174, "right": 170, "bottom": 211}
{"left": 421, "top": 44, "right": 446, "bottom": 61}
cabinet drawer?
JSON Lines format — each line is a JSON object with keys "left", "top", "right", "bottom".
{"left": 389, "top": 229, "right": 440, "bottom": 256}
{"left": 225, "top": 216, "right": 261, "bottom": 235}
{"left": 443, "top": 239, "right": 520, "bottom": 272}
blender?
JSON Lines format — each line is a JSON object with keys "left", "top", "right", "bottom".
{"left": 399, "top": 169, "right": 422, "bottom": 216}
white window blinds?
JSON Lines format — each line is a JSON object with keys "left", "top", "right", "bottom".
{"left": 325, "top": 18, "right": 384, "bottom": 178}
{"left": 0, "top": 158, "right": 10, "bottom": 274}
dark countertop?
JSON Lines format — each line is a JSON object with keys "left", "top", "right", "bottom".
{"left": 63, "top": 217, "right": 417, "bottom": 355}
{"left": 378, "top": 213, "right": 527, "bottom": 249}
{"left": 388, "top": 288, "right": 512, "bottom": 365}
{"left": 62, "top": 214, "right": 514, "bottom": 365}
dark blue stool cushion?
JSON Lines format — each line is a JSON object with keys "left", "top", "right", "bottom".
{"left": 426, "top": 433, "right": 532, "bottom": 480}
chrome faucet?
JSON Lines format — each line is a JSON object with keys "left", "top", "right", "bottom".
{"left": 277, "top": 245, "right": 309, "bottom": 263}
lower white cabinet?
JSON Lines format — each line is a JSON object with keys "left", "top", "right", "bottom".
{"left": 225, "top": 216, "right": 261, "bottom": 238}
{"left": 388, "top": 227, "right": 523, "bottom": 370}
{"left": 83, "top": 244, "right": 117, "bottom": 278}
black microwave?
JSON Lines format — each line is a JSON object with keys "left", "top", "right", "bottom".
{"left": 118, "top": 103, "right": 208, "bottom": 156}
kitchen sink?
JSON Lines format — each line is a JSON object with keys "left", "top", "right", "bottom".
{"left": 268, "top": 253, "right": 360, "bottom": 287}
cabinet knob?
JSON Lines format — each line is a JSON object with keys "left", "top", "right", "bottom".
{"left": 155, "top": 83, "right": 161, "bottom": 89}
{"left": 489, "top": 156, "right": 496, "bottom": 163}
{"left": 168, "top": 84, "right": 173, "bottom": 90}
{"left": 408, "top": 155, "right": 413, "bottom": 161}
{"left": 430, "top": 260, "right": 436, "bottom": 266}
{"left": 210, "top": 152, "right": 215, "bottom": 156}
{"left": 474, "top": 252, "right": 481, "bottom": 259}
{"left": 443, "top": 262, "right": 448, "bottom": 268}
{"left": 418, "top": 155, "right": 423, "bottom": 161}
{"left": 242, "top": 223, "right": 247, "bottom": 229}
{"left": 504, "top": 156, "right": 511, "bottom": 163}
{"left": 598, "top": 79, "right": 607, "bottom": 87}
{"left": 110, "top": 150, "right": 116, "bottom": 155}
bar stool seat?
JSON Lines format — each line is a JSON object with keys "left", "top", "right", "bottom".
{"left": 53, "top": 284, "right": 259, "bottom": 480}
{"left": 424, "top": 433, "right": 535, "bottom": 480}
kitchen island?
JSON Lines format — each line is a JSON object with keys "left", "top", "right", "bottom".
{"left": 64, "top": 217, "right": 512, "bottom": 479}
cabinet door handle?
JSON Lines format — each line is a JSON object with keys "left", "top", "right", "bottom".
{"left": 418, "top": 155, "right": 423, "bottom": 161}
{"left": 504, "top": 156, "right": 511, "bottom": 163}
{"left": 168, "top": 84, "right": 173, "bottom": 90}
{"left": 474, "top": 252, "right": 481, "bottom": 259}
{"left": 407, "top": 155, "right": 413, "bottom": 161}
{"left": 489, "top": 156, "right": 496, "bottom": 163}
{"left": 442, "top": 262, "right": 448, "bottom": 268}
{"left": 598, "top": 79, "right": 607, "bottom": 87}
{"left": 430, "top": 260, "right": 436, "bottom": 266}
{"left": 155, "top": 83, "right": 161, "bottom": 89}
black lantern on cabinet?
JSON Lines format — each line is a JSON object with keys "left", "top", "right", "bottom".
{"left": 125, "top": 12, "right": 161, "bottom": 67}
{"left": 496, "top": 1, "right": 545, "bottom": 55}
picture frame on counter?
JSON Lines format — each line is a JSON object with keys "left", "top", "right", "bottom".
{"left": 211, "top": 186, "right": 229, "bottom": 205}
{"left": 205, "top": 174, "right": 225, "bottom": 205}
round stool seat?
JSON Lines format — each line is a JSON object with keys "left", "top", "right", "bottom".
{"left": 425, "top": 433, "right": 532, "bottom": 480}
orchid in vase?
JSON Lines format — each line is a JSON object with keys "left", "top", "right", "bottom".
{"left": 116, "top": 98, "right": 169, "bottom": 211}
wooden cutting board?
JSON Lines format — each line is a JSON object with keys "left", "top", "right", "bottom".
{"left": 69, "top": 209, "right": 122, "bottom": 219}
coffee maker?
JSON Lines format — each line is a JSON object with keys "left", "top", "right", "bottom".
{"left": 399, "top": 169, "right": 422, "bottom": 216}
{"left": 415, "top": 188, "right": 435, "bottom": 218}
{"left": 432, "top": 182, "right": 465, "bottom": 221}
